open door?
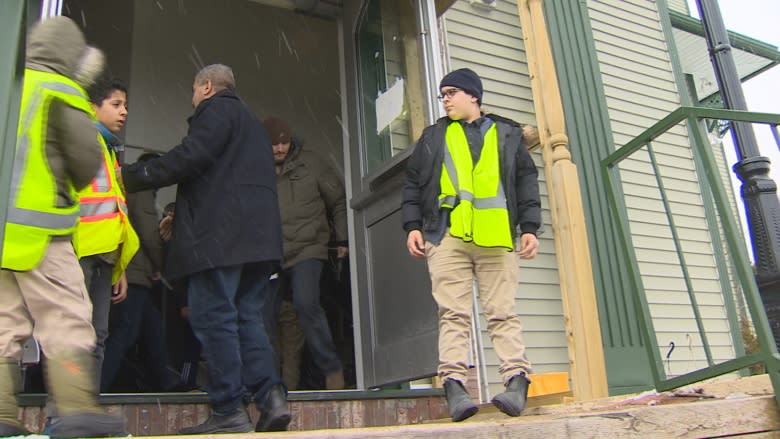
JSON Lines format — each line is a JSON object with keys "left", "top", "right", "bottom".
{"left": 341, "top": 0, "right": 444, "bottom": 387}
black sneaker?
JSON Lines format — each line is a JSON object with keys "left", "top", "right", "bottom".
{"left": 178, "top": 408, "right": 252, "bottom": 435}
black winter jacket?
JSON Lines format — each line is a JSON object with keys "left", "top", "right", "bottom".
{"left": 122, "top": 89, "right": 282, "bottom": 280}
{"left": 401, "top": 114, "right": 541, "bottom": 241}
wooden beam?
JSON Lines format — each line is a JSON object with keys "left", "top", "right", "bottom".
{"left": 515, "top": 0, "right": 609, "bottom": 401}
{"left": 399, "top": 0, "right": 426, "bottom": 141}
{"left": 434, "top": 0, "right": 457, "bottom": 16}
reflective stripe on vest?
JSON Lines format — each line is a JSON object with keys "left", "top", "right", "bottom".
{"left": 439, "top": 120, "right": 513, "bottom": 250}
{"left": 91, "top": 157, "right": 112, "bottom": 192}
{"left": 2, "top": 70, "right": 91, "bottom": 270}
{"left": 79, "top": 197, "right": 119, "bottom": 218}
{"left": 76, "top": 135, "right": 137, "bottom": 263}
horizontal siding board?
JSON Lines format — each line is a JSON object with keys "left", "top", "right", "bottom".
{"left": 649, "top": 303, "right": 733, "bottom": 320}
{"left": 626, "top": 208, "right": 715, "bottom": 230}
{"left": 589, "top": 0, "right": 663, "bottom": 19}
{"left": 638, "top": 263, "right": 720, "bottom": 279}
{"left": 645, "top": 290, "right": 730, "bottom": 307}
{"left": 592, "top": 30, "right": 672, "bottom": 66}
{"left": 599, "top": 62, "right": 677, "bottom": 91}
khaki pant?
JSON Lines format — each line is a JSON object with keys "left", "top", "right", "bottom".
{"left": 0, "top": 240, "right": 96, "bottom": 360}
{"left": 426, "top": 232, "right": 531, "bottom": 385}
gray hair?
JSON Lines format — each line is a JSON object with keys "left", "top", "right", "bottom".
{"left": 194, "top": 64, "right": 235, "bottom": 92}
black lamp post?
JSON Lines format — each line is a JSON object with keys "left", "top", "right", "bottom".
{"left": 696, "top": 0, "right": 780, "bottom": 348}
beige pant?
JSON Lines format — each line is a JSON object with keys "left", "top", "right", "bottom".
{"left": 0, "top": 240, "right": 96, "bottom": 360}
{"left": 426, "top": 232, "right": 531, "bottom": 385}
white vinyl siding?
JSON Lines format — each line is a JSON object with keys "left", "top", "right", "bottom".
{"left": 667, "top": 0, "right": 690, "bottom": 15}
{"left": 443, "top": 0, "right": 568, "bottom": 399}
{"left": 589, "top": 0, "right": 737, "bottom": 377}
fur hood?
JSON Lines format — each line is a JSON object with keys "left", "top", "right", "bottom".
{"left": 26, "top": 16, "right": 104, "bottom": 87}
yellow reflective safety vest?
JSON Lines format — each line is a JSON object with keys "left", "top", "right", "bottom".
{"left": 1, "top": 69, "right": 89, "bottom": 271}
{"left": 74, "top": 135, "right": 139, "bottom": 283}
{"left": 439, "top": 121, "right": 514, "bottom": 250}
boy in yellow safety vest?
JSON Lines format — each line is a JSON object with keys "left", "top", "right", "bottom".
{"left": 402, "top": 68, "right": 541, "bottom": 422}
{"left": 76, "top": 77, "right": 140, "bottom": 382}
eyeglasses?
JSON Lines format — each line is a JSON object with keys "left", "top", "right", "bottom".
{"left": 437, "top": 88, "right": 462, "bottom": 101}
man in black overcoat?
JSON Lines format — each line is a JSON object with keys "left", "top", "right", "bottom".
{"left": 122, "top": 63, "right": 290, "bottom": 434}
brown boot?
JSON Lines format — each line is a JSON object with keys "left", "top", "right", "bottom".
{"left": 0, "top": 358, "right": 30, "bottom": 436}
{"left": 45, "top": 351, "right": 127, "bottom": 438}
{"left": 325, "top": 368, "right": 345, "bottom": 390}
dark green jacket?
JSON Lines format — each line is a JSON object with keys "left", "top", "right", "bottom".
{"left": 125, "top": 190, "right": 163, "bottom": 288}
{"left": 277, "top": 140, "right": 347, "bottom": 268}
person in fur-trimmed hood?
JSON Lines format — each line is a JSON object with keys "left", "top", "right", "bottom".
{"left": 0, "top": 16, "right": 127, "bottom": 438}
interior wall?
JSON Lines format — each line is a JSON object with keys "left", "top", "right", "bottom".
{"left": 125, "top": 0, "right": 343, "bottom": 172}
{"left": 63, "top": 0, "right": 134, "bottom": 84}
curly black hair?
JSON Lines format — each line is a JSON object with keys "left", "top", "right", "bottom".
{"left": 88, "top": 77, "right": 128, "bottom": 105}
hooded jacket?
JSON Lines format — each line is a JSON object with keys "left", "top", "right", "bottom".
{"left": 25, "top": 16, "right": 104, "bottom": 205}
{"left": 276, "top": 140, "right": 347, "bottom": 268}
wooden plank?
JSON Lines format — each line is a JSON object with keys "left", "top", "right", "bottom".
{"left": 140, "top": 395, "right": 778, "bottom": 438}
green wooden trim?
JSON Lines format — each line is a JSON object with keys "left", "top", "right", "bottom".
{"left": 0, "top": 0, "right": 25, "bottom": 258}
{"left": 656, "top": 0, "right": 692, "bottom": 107}
{"left": 543, "top": 0, "right": 653, "bottom": 395}
{"left": 657, "top": 0, "right": 747, "bottom": 365}
{"left": 18, "top": 388, "right": 445, "bottom": 406}
{"left": 669, "top": 10, "right": 780, "bottom": 62}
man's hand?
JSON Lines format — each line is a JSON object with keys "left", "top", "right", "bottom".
{"left": 337, "top": 246, "right": 348, "bottom": 259}
{"left": 517, "top": 233, "right": 539, "bottom": 259}
{"left": 112, "top": 272, "right": 128, "bottom": 304}
{"left": 406, "top": 230, "right": 426, "bottom": 258}
{"left": 159, "top": 214, "right": 174, "bottom": 242}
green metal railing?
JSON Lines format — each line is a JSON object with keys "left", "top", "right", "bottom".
{"left": 602, "top": 106, "right": 780, "bottom": 408}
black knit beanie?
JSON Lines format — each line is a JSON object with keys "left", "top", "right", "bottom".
{"left": 439, "top": 68, "right": 483, "bottom": 103}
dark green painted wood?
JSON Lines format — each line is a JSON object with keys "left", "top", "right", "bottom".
{"left": 0, "top": 0, "right": 25, "bottom": 262}
{"left": 542, "top": 0, "right": 654, "bottom": 394}
{"left": 669, "top": 10, "right": 780, "bottom": 62}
